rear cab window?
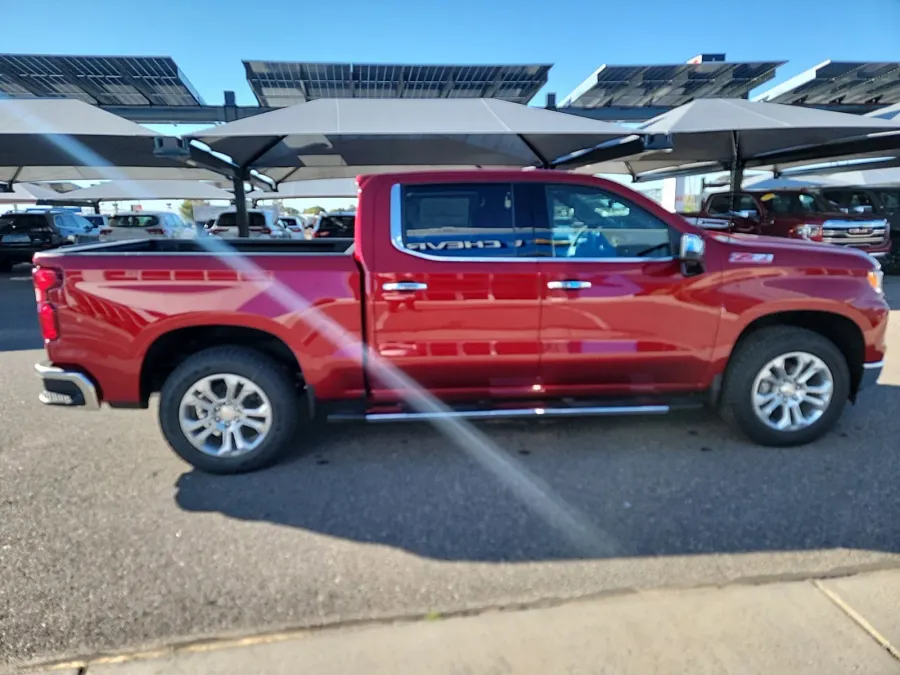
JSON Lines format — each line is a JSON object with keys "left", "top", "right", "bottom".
{"left": 707, "top": 193, "right": 759, "bottom": 215}
{"left": 397, "top": 183, "right": 521, "bottom": 258}
{"left": 0, "top": 213, "right": 52, "bottom": 234}
{"left": 316, "top": 214, "right": 355, "bottom": 238}
{"left": 109, "top": 215, "right": 161, "bottom": 228}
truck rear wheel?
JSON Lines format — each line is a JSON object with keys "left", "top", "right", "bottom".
{"left": 158, "top": 346, "right": 300, "bottom": 474}
{"left": 720, "top": 327, "right": 850, "bottom": 446}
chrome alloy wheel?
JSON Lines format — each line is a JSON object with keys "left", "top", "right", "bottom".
{"left": 178, "top": 374, "right": 273, "bottom": 458}
{"left": 751, "top": 351, "right": 834, "bottom": 432}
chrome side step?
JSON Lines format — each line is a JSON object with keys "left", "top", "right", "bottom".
{"left": 363, "top": 405, "right": 669, "bottom": 423}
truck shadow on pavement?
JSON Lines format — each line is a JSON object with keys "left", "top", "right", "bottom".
{"left": 0, "top": 267, "right": 44, "bottom": 352}
{"left": 174, "top": 383, "right": 900, "bottom": 563}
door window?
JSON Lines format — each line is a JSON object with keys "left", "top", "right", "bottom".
{"left": 541, "top": 184, "right": 673, "bottom": 259}
{"left": 398, "top": 183, "right": 519, "bottom": 258}
{"left": 707, "top": 193, "right": 758, "bottom": 215}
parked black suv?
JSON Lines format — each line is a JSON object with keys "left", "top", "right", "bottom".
{"left": 0, "top": 211, "right": 98, "bottom": 272}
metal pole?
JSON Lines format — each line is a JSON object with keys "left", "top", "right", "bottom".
{"left": 93, "top": 202, "right": 101, "bottom": 214}
{"left": 729, "top": 131, "right": 744, "bottom": 211}
{"left": 233, "top": 173, "right": 249, "bottom": 237}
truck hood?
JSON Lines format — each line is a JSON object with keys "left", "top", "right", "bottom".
{"left": 708, "top": 231, "right": 876, "bottom": 266}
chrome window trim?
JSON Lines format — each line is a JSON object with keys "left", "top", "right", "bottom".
{"left": 389, "top": 182, "right": 676, "bottom": 264}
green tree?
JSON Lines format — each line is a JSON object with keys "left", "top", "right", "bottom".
{"left": 179, "top": 200, "right": 194, "bottom": 222}
{"left": 282, "top": 206, "right": 300, "bottom": 216}
{"left": 302, "top": 206, "right": 326, "bottom": 215}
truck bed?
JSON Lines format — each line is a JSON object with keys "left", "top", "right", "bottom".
{"left": 39, "top": 237, "right": 355, "bottom": 256}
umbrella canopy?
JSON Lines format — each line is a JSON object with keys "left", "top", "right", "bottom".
{"left": 248, "top": 178, "right": 358, "bottom": 200}
{"left": 0, "top": 182, "right": 67, "bottom": 204}
{"left": 563, "top": 99, "right": 900, "bottom": 178}
{"left": 187, "top": 98, "right": 638, "bottom": 182}
{"left": 62, "top": 180, "right": 234, "bottom": 202}
{"left": 0, "top": 98, "right": 223, "bottom": 183}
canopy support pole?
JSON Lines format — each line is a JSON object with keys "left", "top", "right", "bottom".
{"left": 93, "top": 202, "right": 101, "bottom": 214}
{"left": 729, "top": 131, "right": 745, "bottom": 210}
{"left": 518, "top": 135, "right": 552, "bottom": 169}
{"left": 232, "top": 173, "right": 249, "bottom": 237}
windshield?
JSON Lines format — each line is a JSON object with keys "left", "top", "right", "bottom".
{"left": 759, "top": 191, "right": 830, "bottom": 215}
{"left": 316, "top": 214, "right": 355, "bottom": 237}
{"left": 109, "top": 215, "right": 160, "bottom": 228}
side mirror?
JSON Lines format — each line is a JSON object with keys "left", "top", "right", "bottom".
{"left": 679, "top": 233, "right": 705, "bottom": 276}
{"left": 66, "top": 234, "right": 78, "bottom": 244}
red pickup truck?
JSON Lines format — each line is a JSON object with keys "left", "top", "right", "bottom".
{"left": 32, "top": 171, "right": 888, "bottom": 474}
{"left": 692, "top": 189, "right": 892, "bottom": 258}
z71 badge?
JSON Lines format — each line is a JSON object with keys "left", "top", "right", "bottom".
{"left": 729, "top": 252, "right": 774, "bottom": 264}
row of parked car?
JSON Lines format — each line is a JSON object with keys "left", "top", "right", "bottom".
{"left": 0, "top": 207, "right": 359, "bottom": 271}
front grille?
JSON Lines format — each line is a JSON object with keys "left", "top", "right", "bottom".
{"left": 821, "top": 219, "right": 888, "bottom": 247}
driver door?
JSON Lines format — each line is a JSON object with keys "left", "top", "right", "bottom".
{"left": 533, "top": 182, "right": 719, "bottom": 397}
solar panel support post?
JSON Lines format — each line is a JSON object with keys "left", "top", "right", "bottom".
{"left": 517, "top": 135, "right": 551, "bottom": 168}
{"left": 729, "top": 131, "right": 745, "bottom": 209}
{"left": 232, "top": 172, "right": 250, "bottom": 237}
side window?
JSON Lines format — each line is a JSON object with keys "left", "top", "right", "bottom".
{"left": 398, "top": 183, "right": 518, "bottom": 258}
{"left": 541, "top": 184, "right": 672, "bottom": 259}
{"left": 706, "top": 195, "right": 731, "bottom": 215}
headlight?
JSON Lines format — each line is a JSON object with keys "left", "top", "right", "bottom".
{"left": 791, "top": 224, "right": 823, "bottom": 240}
{"left": 867, "top": 267, "right": 884, "bottom": 295}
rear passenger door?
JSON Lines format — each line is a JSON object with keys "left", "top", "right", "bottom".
{"left": 367, "top": 180, "right": 542, "bottom": 403}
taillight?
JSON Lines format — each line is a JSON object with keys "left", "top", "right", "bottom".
{"left": 37, "top": 302, "right": 59, "bottom": 341}
{"left": 33, "top": 266, "right": 60, "bottom": 303}
{"left": 145, "top": 227, "right": 164, "bottom": 235}
{"left": 100, "top": 228, "right": 112, "bottom": 235}
{"left": 315, "top": 230, "right": 329, "bottom": 237}
{"left": 210, "top": 227, "right": 228, "bottom": 235}
{"left": 260, "top": 227, "right": 272, "bottom": 235}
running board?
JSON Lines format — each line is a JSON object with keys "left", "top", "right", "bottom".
{"left": 360, "top": 405, "right": 670, "bottom": 423}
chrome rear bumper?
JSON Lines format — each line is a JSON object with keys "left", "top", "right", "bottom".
{"left": 34, "top": 363, "right": 100, "bottom": 410}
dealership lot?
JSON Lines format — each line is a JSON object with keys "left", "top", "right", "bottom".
{"left": 2, "top": 267, "right": 900, "bottom": 670}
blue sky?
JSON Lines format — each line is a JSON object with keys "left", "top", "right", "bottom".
{"left": 3, "top": 0, "right": 899, "bottom": 212}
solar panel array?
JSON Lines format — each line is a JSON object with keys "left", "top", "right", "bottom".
{"left": 243, "top": 61, "right": 552, "bottom": 106}
{"left": 561, "top": 61, "right": 784, "bottom": 108}
{"left": 754, "top": 61, "right": 900, "bottom": 106}
{"left": 0, "top": 54, "right": 204, "bottom": 106}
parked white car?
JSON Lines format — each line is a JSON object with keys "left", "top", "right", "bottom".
{"left": 100, "top": 211, "right": 194, "bottom": 241}
{"left": 278, "top": 216, "right": 306, "bottom": 239}
{"left": 209, "top": 210, "right": 291, "bottom": 239}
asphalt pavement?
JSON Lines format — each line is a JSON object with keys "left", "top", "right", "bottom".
{"left": 3, "top": 264, "right": 900, "bottom": 672}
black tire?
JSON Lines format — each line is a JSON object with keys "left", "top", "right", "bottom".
{"left": 719, "top": 326, "right": 850, "bottom": 447}
{"left": 880, "top": 238, "right": 900, "bottom": 275}
{"left": 159, "top": 346, "right": 300, "bottom": 474}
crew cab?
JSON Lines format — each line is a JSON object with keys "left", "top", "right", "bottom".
{"left": 695, "top": 190, "right": 892, "bottom": 257}
{"left": 32, "top": 171, "right": 888, "bottom": 474}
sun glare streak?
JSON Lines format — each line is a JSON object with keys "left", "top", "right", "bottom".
{"left": 193, "top": 235, "right": 622, "bottom": 559}
{"left": 16, "top": 110, "right": 621, "bottom": 558}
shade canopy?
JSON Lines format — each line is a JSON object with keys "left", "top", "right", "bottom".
{"left": 870, "top": 102, "right": 900, "bottom": 121}
{"left": 778, "top": 167, "right": 900, "bottom": 187}
{"left": 0, "top": 98, "right": 223, "bottom": 183}
{"left": 0, "top": 182, "right": 66, "bottom": 204}
{"left": 562, "top": 99, "right": 900, "bottom": 178}
{"left": 187, "top": 98, "right": 638, "bottom": 182}
{"left": 248, "top": 178, "right": 358, "bottom": 200}
{"left": 62, "top": 180, "right": 234, "bottom": 202}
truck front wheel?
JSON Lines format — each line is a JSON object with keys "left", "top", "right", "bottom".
{"left": 159, "top": 346, "right": 300, "bottom": 474}
{"left": 720, "top": 327, "right": 850, "bottom": 446}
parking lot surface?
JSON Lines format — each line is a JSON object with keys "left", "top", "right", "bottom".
{"left": 2, "top": 265, "right": 900, "bottom": 670}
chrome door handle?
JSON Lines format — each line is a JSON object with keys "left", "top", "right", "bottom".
{"left": 382, "top": 281, "right": 428, "bottom": 292}
{"left": 547, "top": 280, "right": 591, "bottom": 290}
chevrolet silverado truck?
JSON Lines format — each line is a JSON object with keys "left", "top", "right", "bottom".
{"left": 817, "top": 186, "right": 900, "bottom": 273}
{"left": 694, "top": 189, "right": 892, "bottom": 258}
{"left": 32, "top": 171, "right": 888, "bottom": 474}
